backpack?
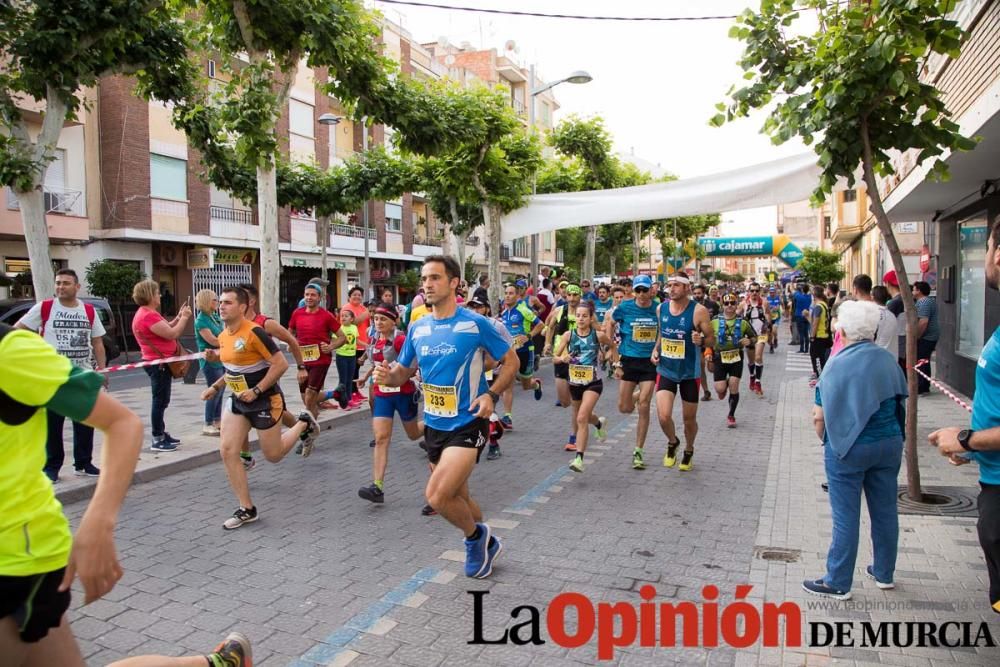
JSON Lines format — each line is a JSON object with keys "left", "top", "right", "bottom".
{"left": 40, "top": 299, "right": 96, "bottom": 337}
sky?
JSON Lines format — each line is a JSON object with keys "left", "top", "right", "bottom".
{"left": 371, "top": 0, "right": 817, "bottom": 236}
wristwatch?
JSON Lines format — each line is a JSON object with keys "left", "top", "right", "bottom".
{"left": 252, "top": 386, "right": 263, "bottom": 396}
{"left": 297, "top": 364, "right": 306, "bottom": 370}
{"left": 958, "top": 429, "right": 975, "bottom": 451}
{"left": 486, "top": 389, "right": 500, "bottom": 403}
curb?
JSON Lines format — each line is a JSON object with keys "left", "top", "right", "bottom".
{"left": 54, "top": 407, "right": 371, "bottom": 505}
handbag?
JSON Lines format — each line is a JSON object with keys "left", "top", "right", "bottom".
{"left": 136, "top": 320, "right": 192, "bottom": 379}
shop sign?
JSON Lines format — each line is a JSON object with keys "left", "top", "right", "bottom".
{"left": 186, "top": 249, "right": 214, "bottom": 270}
{"left": 333, "top": 261, "right": 347, "bottom": 269}
{"left": 215, "top": 249, "right": 257, "bottom": 264}
{"left": 893, "top": 222, "right": 918, "bottom": 234}
{"left": 292, "top": 258, "right": 307, "bottom": 267}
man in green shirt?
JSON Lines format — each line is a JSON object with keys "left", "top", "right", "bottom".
{"left": 707, "top": 294, "right": 753, "bottom": 428}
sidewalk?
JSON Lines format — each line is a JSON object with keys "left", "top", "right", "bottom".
{"left": 743, "top": 371, "right": 994, "bottom": 666}
{"left": 51, "top": 365, "right": 371, "bottom": 504}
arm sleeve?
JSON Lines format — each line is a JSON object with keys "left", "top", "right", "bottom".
{"left": 251, "top": 326, "right": 280, "bottom": 356}
{"left": 91, "top": 312, "right": 107, "bottom": 338}
{"left": 916, "top": 299, "right": 930, "bottom": 319}
{"left": 287, "top": 310, "right": 299, "bottom": 333}
{"left": 814, "top": 387, "right": 822, "bottom": 407}
{"left": 328, "top": 311, "right": 341, "bottom": 333}
{"left": 15, "top": 303, "right": 43, "bottom": 332}
{"left": 479, "top": 315, "right": 513, "bottom": 361}
{"left": 612, "top": 306, "right": 624, "bottom": 324}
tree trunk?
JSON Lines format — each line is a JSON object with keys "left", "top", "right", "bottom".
{"left": 484, "top": 203, "right": 503, "bottom": 310}
{"left": 583, "top": 226, "right": 596, "bottom": 282}
{"left": 18, "top": 187, "right": 55, "bottom": 299}
{"left": 609, "top": 255, "right": 617, "bottom": 279}
{"left": 257, "top": 161, "right": 281, "bottom": 319}
{"left": 318, "top": 215, "right": 330, "bottom": 281}
{"left": 860, "top": 119, "right": 922, "bottom": 501}
{"left": 456, "top": 231, "right": 468, "bottom": 282}
{"left": 631, "top": 221, "right": 641, "bottom": 277}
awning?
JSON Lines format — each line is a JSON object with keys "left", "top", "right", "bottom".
{"left": 280, "top": 252, "right": 357, "bottom": 271}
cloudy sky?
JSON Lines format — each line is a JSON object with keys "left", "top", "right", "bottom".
{"left": 372, "top": 0, "right": 818, "bottom": 235}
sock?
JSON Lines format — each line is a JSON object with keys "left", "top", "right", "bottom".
{"left": 569, "top": 434, "right": 577, "bottom": 444}
{"left": 755, "top": 365, "right": 763, "bottom": 381}
{"left": 467, "top": 525, "right": 482, "bottom": 541}
{"left": 728, "top": 393, "right": 740, "bottom": 417}
{"left": 504, "top": 412, "right": 512, "bottom": 419}
{"left": 374, "top": 479, "right": 383, "bottom": 491}
{"left": 240, "top": 451, "right": 252, "bottom": 460}
{"left": 748, "top": 363, "right": 756, "bottom": 379}
{"left": 576, "top": 451, "right": 584, "bottom": 460}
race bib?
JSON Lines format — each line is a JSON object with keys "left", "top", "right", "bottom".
{"left": 422, "top": 383, "right": 458, "bottom": 418}
{"left": 720, "top": 349, "right": 741, "bottom": 364}
{"left": 225, "top": 373, "right": 248, "bottom": 393}
{"left": 485, "top": 368, "right": 494, "bottom": 381}
{"left": 513, "top": 334, "right": 529, "bottom": 348}
{"left": 301, "top": 344, "right": 321, "bottom": 362}
{"left": 632, "top": 326, "right": 657, "bottom": 343}
{"left": 379, "top": 384, "right": 401, "bottom": 394}
{"left": 569, "top": 364, "right": 594, "bottom": 385}
{"left": 660, "top": 338, "right": 686, "bottom": 360}
{"left": 757, "top": 335, "right": 768, "bottom": 344}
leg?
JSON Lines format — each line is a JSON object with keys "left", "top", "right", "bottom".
{"left": 556, "top": 378, "right": 572, "bottom": 410}
{"left": 1, "top": 615, "right": 86, "bottom": 667}
{"left": 220, "top": 409, "right": 254, "bottom": 508}
{"left": 457, "top": 478, "right": 483, "bottom": 524}
{"left": 699, "top": 356, "right": 711, "bottom": 399}
{"left": 502, "top": 387, "right": 513, "bottom": 415}
{"left": 144, "top": 366, "right": 166, "bottom": 439}
{"left": 916, "top": 338, "right": 936, "bottom": 393}
{"left": 372, "top": 417, "right": 393, "bottom": 482}
{"left": 727, "top": 377, "right": 741, "bottom": 417}
{"left": 655, "top": 385, "right": 678, "bottom": 444}
{"left": 823, "top": 442, "right": 865, "bottom": 592}
{"left": 681, "top": 397, "right": 699, "bottom": 450}
{"left": 810, "top": 344, "right": 821, "bottom": 376}
{"left": 400, "top": 417, "right": 424, "bottom": 442}
{"left": 977, "top": 485, "right": 1000, "bottom": 613}
{"left": 574, "top": 391, "right": 601, "bottom": 455}
{"left": 425, "top": 446, "right": 479, "bottom": 535}
{"left": 256, "top": 420, "right": 307, "bottom": 463}
{"left": 754, "top": 343, "right": 765, "bottom": 382}
{"left": 618, "top": 379, "right": 637, "bottom": 414}
{"left": 863, "top": 442, "right": 903, "bottom": 585}
{"left": 70, "top": 422, "right": 95, "bottom": 470}
{"left": 304, "top": 388, "right": 320, "bottom": 417}
{"left": 203, "top": 365, "right": 225, "bottom": 426}
{"left": 714, "top": 379, "right": 728, "bottom": 400}
{"left": 634, "top": 380, "right": 655, "bottom": 450}
{"left": 44, "top": 410, "right": 66, "bottom": 478}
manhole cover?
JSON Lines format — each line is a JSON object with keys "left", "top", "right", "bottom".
{"left": 897, "top": 486, "right": 978, "bottom": 517}
{"left": 754, "top": 546, "right": 801, "bottom": 563}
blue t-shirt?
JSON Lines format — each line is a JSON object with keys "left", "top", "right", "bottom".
{"left": 398, "top": 309, "right": 511, "bottom": 432}
{"left": 815, "top": 389, "right": 903, "bottom": 445}
{"left": 194, "top": 311, "right": 223, "bottom": 369}
{"left": 793, "top": 292, "right": 812, "bottom": 321}
{"left": 500, "top": 301, "right": 537, "bottom": 349}
{"left": 594, "top": 298, "right": 613, "bottom": 324}
{"left": 568, "top": 328, "right": 600, "bottom": 367}
{"left": 767, "top": 295, "right": 782, "bottom": 320}
{"left": 916, "top": 296, "right": 940, "bottom": 342}
{"left": 612, "top": 299, "right": 659, "bottom": 359}
{"left": 657, "top": 300, "right": 699, "bottom": 382}
{"left": 970, "top": 327, "right": 1000, "bottom": 484}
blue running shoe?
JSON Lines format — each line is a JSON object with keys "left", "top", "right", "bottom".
{"left": 533, "top": 378, "right": 543, "bottom": 401}
{"left": 476, "top": 534, "right": 503, "bottom": 578}
{"left": 463, "top": 523, "right": 493, "bottom": 578}
{"left": 500, "top": 415, "right": 513, "bottom": 430}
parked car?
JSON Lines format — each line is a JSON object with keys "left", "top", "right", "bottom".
{"left": 0, "top": 297, "right": 122, "bottom": 362}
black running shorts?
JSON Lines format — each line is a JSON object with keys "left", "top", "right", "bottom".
{"left": 554, "top": 362, "right": 569, "bottom": 381}
{"left": 712, "top": 355, "right": 744, "bottom": 382}
{"left": 620, "top": 355, "right": 657, "bottom": 384}
{"left": 0, "top": 568, "right": 70, "bottom": 642}
{"left": 569, "top": 379, "right": 604, "bottom": 402}
{"left": 424, "top": 418, "right": 489, "bottom": 465}
{"left": 656, "top": 375, "right": 701, "bottom": 403}
{"left": 229, "top": 391, "right": 284, "bottom": 430}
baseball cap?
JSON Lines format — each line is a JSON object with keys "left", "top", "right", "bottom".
{"left": 666, "top": 274, "right": 690, "bottom": 285}
{"left": 515, "top": 279, "right": 528, "bottom": 289}
{"left": 565, "top": 284, "right": 583, "bottom": 296}
{"left": 632, "top": 275, "right": 653, "bottom": 289}
{"left": 882, "top": 270, "right": 899, "bottom": 287}
{"left": 558, "top": 280, "right": 569, "bottom": 288}
{"left": 467, "top": 296, "right": 487, "bottom": 307}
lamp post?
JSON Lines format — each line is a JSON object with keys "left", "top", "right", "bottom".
{"left": 527, "top": 67, "right": 592, "bottom": 289}
{"left": 317, "top": 113, "right": 342, "bottom": 290}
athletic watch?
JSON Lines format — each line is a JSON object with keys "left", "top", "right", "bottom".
{"left": 486, "top": 389, "right": 500, "bottom": 403}
{"left": 297, "top": 364, "right": 306, "bottom": 370}
{"left": 958, "top": 429, "right": 975, "bottom": 452}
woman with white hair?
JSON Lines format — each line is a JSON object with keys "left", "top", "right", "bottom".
{"left": 803, "top": 300, "right": 909, "bottom": 600}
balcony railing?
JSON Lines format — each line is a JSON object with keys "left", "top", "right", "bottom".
{"left": 465, "top": 235, "right": 480, "bottom": 246}
{"left": 501, "top": 244, "right": 511, "bottom": 261}
{"left": 7, "top": 186, "right": 82, "bottom": 214}
{"left": 332, "top": 222, "right": 377, "bottom": 240}
{"left": 556, "top": 248, "right": 564, "bottom": 263}
{"left": 511, "top": 98, "right": 526, "bottom": 116}
{"left": 210, "top": 205, "right": 256, "bottom": 225}
{"left": 511, "top": 238, "right": 529, "bottom": 259}
{"left": 414, "top": 235, "right": 443, "bottom": 247}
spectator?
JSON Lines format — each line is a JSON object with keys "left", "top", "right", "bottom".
{"left": 15, "top": 268, "right": 107, "bottom": 481}
{"left": 872, "top": 284, "right": 891, "bottom": 306}
{"left": 194, "top": 289, "right": 225, "bottom": 436}
{"left": 131, "top": 279, "right": 191, "bottom": 451}
{"left": 912, "top": 280, "right": 939, "bottom": 394}
{"left": 809, "top": 284, "right": 833, "bottom": 377}
{"left": 883, "top": 270, "right": 907, "bottom": 372}
{"left": 793, "top": 283, "right": 813, "bottom": 354}
{"left": 804, "top": 300, "right": 908, "bottom": 600}
{"left": 826, "top": 282, "right": 840, "bottom": 307}
{"left": 341, "top": 286, "right": 370, "bottom": 404}
{"left": 852, "top": 274, "right": 897, "bottom": 353}
{"left": 473, "top": 274, "right": 489, "bottom": 305}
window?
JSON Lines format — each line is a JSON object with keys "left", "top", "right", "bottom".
{"left": 823, "top": 216, "right": 831, "bottom": 240}
{"left": 385, "top": 202, "right": 402, "bottom": 232}
{"left": 956, "top": 213, "right": 988, "bottom": 359}
{"left": 843, "top": 189, "right": 857, "bottom": 203}
{"left": 150, "top": 154, "right": 187, "bottom": 201}
{"left": 289, "top": 99, "right": 314, "bottom": 138}
{"left": 543, "top": 231, "right": 552, "bottom": 251}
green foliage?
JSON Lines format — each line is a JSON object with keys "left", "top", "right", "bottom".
{"left": 391, "top": 268, "right": 420, "bottom": 292}
{"left": 548, "top": 116, "right": 617, "bottom": 190}
{"left": 85, "top": 260, "right": 146, "bottom": 304}
{"left": 796, "top": 247, "right": 846, "bottom": 285}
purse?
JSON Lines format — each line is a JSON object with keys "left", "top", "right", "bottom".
{"left": 136, "top": 320, "right": 192, "bottom": 378}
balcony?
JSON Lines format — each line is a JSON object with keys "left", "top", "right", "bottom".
{"left": 413, "top": 235, "right": 443, "bottom": 247}
{"left": 556, "top": 248, "right": 564, "bottom": 264}
{"left": 7, "top": 186, "right": 82, "bottom": 216}
{"left": 501, "top": 244, "right": 511, "bottom": 261}
{"left": 331, "top": 221, "right": 377, "bottom": 253}
{"left": 210, "top": 205, "right": 255, "bottom": 225}
{"left": 510, "top": 98, "right": 526, "bottom": 117}
{"left": 511, "top": 237, "right": 529, "bottom": 260}
{"left": 466, "top": 235, "right": 480, "bottom": 246}
{"left": 332, "top": 222, "right": 376, "bottom": 240}
{"left": 3, "top": 187, "right": 88, "bottom": 241}
{"left": 210, "top": 205, "right": 259, "bottom": 242}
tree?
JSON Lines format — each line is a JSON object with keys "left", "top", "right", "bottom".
{"left": 715, "top": 0, "right": 976, "bottom": 500}
{"left": 797, "top": 247, "right": 847, "bottom": 285}
{"left": 86, "top": 259, "right": 146, "bottom": 360}
{"left": 1, "top": 0, "right": 194, "bottom": 300}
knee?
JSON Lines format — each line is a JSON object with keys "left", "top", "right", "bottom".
{"left": 684, "top": 415, "right": 698, "bottom": 429}
{"left": 637, "top": 397, "right": 652, "bottom": 411}
{"left": 425, "top": 484, "right": 449, "bottom": 509}
{"left": 575, "top": 414, "right": 590, "bottom": 430}
{"left": 262, "top": 448, "right": 284, "bottom": 464}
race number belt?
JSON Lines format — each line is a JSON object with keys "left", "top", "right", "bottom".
{"left": 379, "top": 384, "right": 401, "bottom": 393}
{"left": 757, "top": 335, "right": 768, "bottom": 344}
{"left": 422, "top": 383, "right": 458, "bottom": 418}
{"left": 632, "top": 325, "right": 657, "bottom": 343}
{"left": 720, "top": 349, "right": 741, "bottom": 364}
{"left": 301, "top": 344, "right": 321, "bottom": 362}
{"left": 224, "top": 373, "right": 248, "bottom": 393}
{"left": 569, "top": 364, "right": 594, "bottom": 385}
{"left": 513, "top": 334, "right": 529, "bottom": 348}
{"left": 660, "top": 338, "right": 686, "bottom": 360}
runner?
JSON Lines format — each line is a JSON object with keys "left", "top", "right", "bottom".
{"left": 287, "top": 284, "right": 347, "bottom": 415}
{"left": 498, "top": 285, "right": 544, "bottom": 429}
{"left": 766, "top": 285, "right": 783, "bottom": 352}
{"left": 707, "top": 294, "right": 753, "bottom": 427}
{"left": 651, "top": 274, "right": 715, "bottom": 471}
{"left": 374, "top": 255, "right": 518, "bottom": 579}
{"left": 553, "top": 300, "right": 610, "bottom": 473}
{"left": 543, "top": 284, "right": 583, "bottom": 450}
{"left": 692, "top": 283, "right": 720, "bottom": 402}
{"left": 607, "top": 275, "right": 660, "bottom": 469}
{"left": 741, "top": 283, "right": 771, "bottom": 395}
{"left": 0, "top": 326, "right": 252, "bottom": 667}
{"left": 468, "top": 297, "right": 513, "bottom": 461}
{"left": 201, "top": 287, "right": 319, "bottom": 530}
{"left": 357, "top": 303, "right": 424, "bottom": 504}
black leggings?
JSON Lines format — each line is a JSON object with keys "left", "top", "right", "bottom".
{"left": 810, "top": 337, "right": 832, "bottom": 375}
{"left": 978, "top": 484, "right": 1000, "bottom": 614}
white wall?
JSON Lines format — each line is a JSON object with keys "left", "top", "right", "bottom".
{"left": 0, "top": 240, "right": 153, "bottom": 298}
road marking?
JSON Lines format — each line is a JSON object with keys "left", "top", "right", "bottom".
{"left": 506, "top": 467, "right": 570, "bottom": 511}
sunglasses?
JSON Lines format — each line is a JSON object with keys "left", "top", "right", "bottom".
{"left": 750, "top": 289, "right": 760, "bottom": 293}
{"left": 633, "top": 287, "right": 650, "bottom": 293}
{"left": 723, "top": 299, "right": 738, "bottom": 305}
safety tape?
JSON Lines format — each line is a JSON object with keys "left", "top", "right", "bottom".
{"left": 911, "top": 359, "right": 972, "bottom": 413}
{"left": 98, "top": 351, "right": 205, "bottom": 374}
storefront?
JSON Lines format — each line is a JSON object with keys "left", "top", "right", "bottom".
{"left": 279, "top": 251, "right": 356, "bottom": 321}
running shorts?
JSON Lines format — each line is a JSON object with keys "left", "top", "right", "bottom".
{"left": 554, "top": 362, "right": 569, "bottom": 381}
{"left": 229, "top": 391, "right": 284, "bottom": 430}
{"left": 372, "top": 392, "right": 419, "bottom": 422}
{"left": 299, "top": 363, "right": 331, "bottom": 394}
{"left": 516, "top": 347, "right": 534, "bottom": 378}
{"left": 0, "top": 568, "right": 70, "bottom": 642}
{"left": 712, "top": 356, "right": 744, "bottom": 382}
{"left": 621, "top": 355, "right": 657, "bottom": 384}
{"left": 424, "top": 418, "right": 489, "bottom": 465}
{"left": 569, "top": 379, "right": 604, "bottom": 402}
{"left": 656, "top": 375, "right": 701, "bottom": 403}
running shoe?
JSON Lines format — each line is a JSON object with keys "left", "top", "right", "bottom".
{"left": 163, "top": 432, "right": 181, "bottom": 445}
{"left": 464, "top": 523, "right": 493, "bottom": 577}
{"left": 73, "top": 463, "right": 101, "bottom": 477}
{"left": 476, "top": 534, "right": 503, "bottom": 578}
{"left": 801, "top": 578, "right": 851, "bottom": 601}
{"left": 241, "top": 453, "right": 256, "bottom": 471}
{"left": 421, "top": 503, "right": 437, "bottom": 516}
{"left": 595, "top": 416, "right": 608, "bottom": 441}
{"left": 223, "top": 506, "right": 258, "bottom": 530}
{"left": 663, "top": 439, "right": 680, "bottom": 468}
{"left": 555, "top": 400, "right": 562, "bottom": 407}
{"left": 298, "top": 412, "right": 320, "bottom": 458}
{"left": 486, "top": 444, "right": 501, "bottom": 460}
{"left": 358, "top": 483, "right": 385, "bottom": 504}
{"left": 533, "top": 378, "right": 543, "bottom": 401}
{"left": 632, "top": 448, "right": 645, "bottom": 470}
{"left": 865, "top": 565, "right": 895, "bottom": 590}
{"left": 500, "top": 415, "right": 513, "bottom": 430}
{"left": 564, "top": 440, "right": 577, "bottom": 452}
{"left": 726, "top": 415, "right": 736, "bottom": 428}
{"left": 206, "top": 631, "right": 252, "bottom": 667}
{"left": 202, "top": 425, "right": 221, "bottom": 436}
{"left": 701, "top": 392, "right": 712, "bottom": 402}
{"left": 679, "top": 450, "right": 694, "bottom": 472}
{"left": 369, "top": 438, "right": 376, "bottom": 448}
{"left": 569, "top": 454, "right": 584, "bottom": 473}
{"left": 151, "top": 439, "right": 178, "bottom": 452}
{"left": 334, "top": 389, "right": 349, "bottom": 410}
{"left": 755, "top": 382, "right": 764, "bottom": 396}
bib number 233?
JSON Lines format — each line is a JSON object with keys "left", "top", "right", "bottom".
{"left": 422, "top": 383, "right": 458, "bottom": 418}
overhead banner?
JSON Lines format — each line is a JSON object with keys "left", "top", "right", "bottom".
{"left": 697, "top": 235, "right": 804, "bottom": 268}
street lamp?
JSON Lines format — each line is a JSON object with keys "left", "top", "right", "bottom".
{"left": 528, "top": 67, "right": 592, "bottom": 289}
{"left": 317, "top": 114, "right": 343, "bottom": 290}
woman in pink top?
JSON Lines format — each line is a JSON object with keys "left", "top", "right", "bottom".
{"left": 131, "top": 279, "right": 192, "bottom": 451}
{"left": 342, "top": 286, "right": 370, "bottom": 405}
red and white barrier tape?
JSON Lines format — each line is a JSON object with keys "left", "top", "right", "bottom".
{"left": 98, "top": 351, "right": 205, "bottom": 374}
{"left": 911, "top": 359, "right": 972, "bottom": 413}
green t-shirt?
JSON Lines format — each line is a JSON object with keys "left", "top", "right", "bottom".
{"left": 337, "top": 324, "right": 359, "bottom": 357}
{"left": 194, "top": 311, "right": 224, "bottom": 369}
{"left": 0, "top": 328, "right": 103, "bottom": 576}
{"left": 712, "top": 317, "right": 753, "bottom": 351}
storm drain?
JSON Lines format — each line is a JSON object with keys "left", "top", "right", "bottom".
{"left": 754, "top": 546, "right": 801, "bottom": 563}
{"left": 897, "top": 486, "right": 978, "bottom": 517}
